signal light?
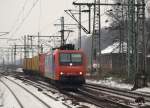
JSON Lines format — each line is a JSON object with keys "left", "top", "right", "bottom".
{"left": 79, "top": 72, "right": 83, "bottom": 75}
{"left": 60, "top": 72, "right": 64, "bottom": 75}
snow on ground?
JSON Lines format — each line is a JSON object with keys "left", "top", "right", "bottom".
{"left": 86, "top": 77, "right": 133, "bottom": 90}
{"left": 79, "top": 102, "right": 98, "bottom": 108}
{"left": 4, "top": 76, "right": 99, "bottom": 108}
{"left": 86, "top": 77, "right": 150, "bottom": 94}
{"left": 101, "top": 42, "right": 127, "bottom": 54}
{"left": 15, "top": 68, "right": 23, "bottom": 72}
{"left": 2, "top": 78, "right": 48, "bottom": 108}
{"left": 3, "top": 73, "right": 150, "bottom": 108}
{"left": 135, "top": 87, "right": 150, "bottom": 94}
{"left": 0, "top": 74, "right": 100, "bottom": 108}
{"left": 0, "top": 81, "right": 21, "bottom": 108}
{"left": 2, "top": 77, "right": 67, "bottom": 108}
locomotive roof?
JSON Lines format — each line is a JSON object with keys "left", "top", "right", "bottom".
{"left": 55, "top": 49, "right": 83, "bottom": 53}
{"left": 43, "top": 49, "right": 84, "bottom": 56}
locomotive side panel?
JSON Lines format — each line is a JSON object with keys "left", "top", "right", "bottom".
{"left": 44, "top": 52, "right": 55, "bottom": 79}
{"left": 54, "top": 50, "right": 60, "bottom": 80}
{"left": 39, "top": 54, "right": 45, "bottom": 76}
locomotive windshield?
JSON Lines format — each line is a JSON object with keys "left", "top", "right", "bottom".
{"left": 60, "top": 53, "right": 82, "bottom": 65}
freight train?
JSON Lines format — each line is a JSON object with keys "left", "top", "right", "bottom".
{"left": 23, "top": 44, "right": 87, "bottom": 85}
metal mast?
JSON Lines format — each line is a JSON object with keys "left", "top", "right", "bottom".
{"left": 96, "top": 0, "right": 101, "bottom": 75}
{"left": 128, "top": 0, "right": 147, "bottom": 88}
{"left": 93, "top": 0, "right": 100, "bottom": 61}
{"left": 134, "top": 0, "right": 147, "bottom": 88}
{"left": 91, "top": 0, "right": 96, "bottom": 74}
{"left": 61, "top": 17, "right": 65, "bottom": 46}
{"left": 127, "top": 0, "right": 137, "bottom": 81}
{"left": 136, "top": 0, "right": 146, "bottom": 72}
{"left": 91, "top": 0, "right": 101, "bottom": 75}
{"left": 78, "top": 6, "right": 82, "bottom": 48}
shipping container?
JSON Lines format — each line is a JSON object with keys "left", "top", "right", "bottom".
{"left": 31, "top": 56, "right": 39, "bottom": 73}
{"left": 23, "top": 58, "right": 27, "bottom": 69}
{"left": 26, "top": 58, "right": 32, "bottom": 71}
{"left": 39, "top": 54, "right": 46, "bottom": 76}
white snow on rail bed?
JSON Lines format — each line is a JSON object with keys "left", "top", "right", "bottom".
{"left": 0, "top": 76, "right": 99, "bottom": 108}
{"left": 15, "top": 68, "right": 23, "bottom": 72}
{"left": 86, "top": 78, "right": 150, "bottom": 94}
{"left": 2, "top": 77, "right": 68, "bottom": 108}
{"left": 86, "top": 77, "right": 132, "bottom": 90}
{"left": 135, "top": 87, "right": 150, "bottom": 94}
{"left": 0, "top": 81, "right": 21, "bottom": 108}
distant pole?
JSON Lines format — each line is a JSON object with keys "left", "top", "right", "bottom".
{"left": 128, "top": 0, "right": 136, "bottom": 81}
{"left": 11, "top": 47, "right": 13, "bottom": 64}
{"left": 79, "top": 5, "right": 82, "bottom": 48}
{"left": 61, "top": 17, "right": 65, "bottom": 45}
{"left": 38, "top": 32, "right": 40, "bottom": 54}
{"left": 91, "top": 0, "right": 96, "bottom": 74}
{"left": 98, "top": 0, "right": 101, "bottom": 75}
{"left": 14, "top": 44, "right": 16, "bottom": 65}
{"left": 24, "top": 35, "right": 27, "bottom": 58}
{"left": 41, "top": 44, "right": 43, "bottom": 53}
{"left": 30, "top": 36, "right": 33, "bottom": 57}
{"left": 7, "top": 49, "right": 10, "bottom": 64}
{"left": 27, "top": 35, "right": 30, "bottom": 58}
{"left": 20, "top": 48, "right": 23, "bottom": 65}
{"left": 3, "top": 57, "right": 4, "bottom": 67}
{"left": 88, "top": 5, "right": 91, "bottom": 34}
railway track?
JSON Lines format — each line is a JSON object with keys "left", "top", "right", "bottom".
{"left": 81, "top": 83, "right": 150, "bottom": 108}
{"left": 10, "top": 73, "right": 139, "bottom": 108}
{"left": 85, "top": 83, "right": 150, "bottom": 103}
{"left": 61, "top": 89, "right": 130, "bottom": 108}
{"left": 2, "top": 71, "right": 150, "bottom": 108}
{"left": 2, "top": 74, "right": 82, "bottom": 108}
{"left": 14, "top": 75, "right": 95, "bottom": 108}
{"left": 1, "top": 77, "right": 52, "bottom": 108}
{"left": 79, "top": 87, "right": 137, "bottom": 108}
{"left": 1, "top": 76, "right": 70, "bottom": 108}
{"left": 0, "top": 79, "right": 24, "bottom": 108}
{"left": 8, "top": 73, "right": 107, "bottom": 108}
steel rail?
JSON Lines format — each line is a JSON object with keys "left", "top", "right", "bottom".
{"left": 7, "top": 74, "right": 73, "bottom": 108}
{"left": 77, "top": 88, "right": 134, "bottom": 108}
{"left": 4, "top": 77, "right": 52, "bottom": 108}
{"left": 85, "top": 83, "right": 150, "bottom": 102}
{"left": 11, "top": 73, "right": 106, "bottom": 108}
{"left": 0, "top": 79, "right": 24, "bottom": 108}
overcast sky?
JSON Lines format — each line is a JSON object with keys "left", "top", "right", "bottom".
{"left": 0, "top": 0, "right": 149, "bottom": 61}
{"left": 0, "top": 0, "right": 115, "bottom": 47}
{"left": 0, "top": 0, "right": 77, "bottom": 46}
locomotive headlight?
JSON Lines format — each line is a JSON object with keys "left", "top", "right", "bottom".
{"left": 60, "top": 72, "right": 64, "bottom": 75}
{"left": 79, "top": 72, "right": 83, "bottom": 75}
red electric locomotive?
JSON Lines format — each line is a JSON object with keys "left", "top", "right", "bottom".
{"left": 23, "top": 44, "right": 87, "bottom": 85}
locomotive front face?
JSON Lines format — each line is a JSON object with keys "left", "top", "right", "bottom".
{"left": 57, "top": 52, "right": 86, "bottom": 84}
